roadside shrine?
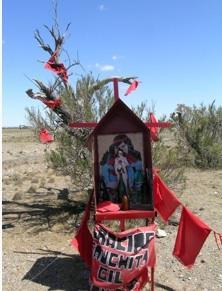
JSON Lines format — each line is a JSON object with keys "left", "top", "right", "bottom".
{"left": 71, "top": 78, "right": 173, "bottom": 290}
{"left": 24, "top": 28, "right": 221, "bottom": 289}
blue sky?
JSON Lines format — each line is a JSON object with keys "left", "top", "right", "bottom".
{"left": 3, "top": 0, "right": 222, "bottom": 126}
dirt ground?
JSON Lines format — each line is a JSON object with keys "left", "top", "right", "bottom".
{"left": 2, "top": 128, "right": 222, "bottom": 291}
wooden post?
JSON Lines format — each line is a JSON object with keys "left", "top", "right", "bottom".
{"left": 113, "top": 78, "right": 119, "bottom": 101}
{"left": 120, "top": 219, "right": 125, "bottom": 231}
{"left": 151, "top": 267, "right": 155, "bottom": 291}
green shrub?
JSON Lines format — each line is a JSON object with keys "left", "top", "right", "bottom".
{"left": 171, "top": 101, "right": 222, "bottom": 168}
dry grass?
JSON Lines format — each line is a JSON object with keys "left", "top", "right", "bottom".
{"left": 2, "top": 128, "right": 222, "bottom": 291}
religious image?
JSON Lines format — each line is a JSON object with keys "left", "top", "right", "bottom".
{"left": 98, "top": 133, "right": 148, "bottom": 207}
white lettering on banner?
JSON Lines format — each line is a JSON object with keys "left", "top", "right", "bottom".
{"left": 92, "top": 226, "right": 155, "bottom": 285}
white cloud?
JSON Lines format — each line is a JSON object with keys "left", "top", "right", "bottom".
{"left": 95, "top": 63, "right": 115, "bottom": 71}
{"left": 112, "top": 55, "right": 124, "bottom": 61}
{"left": 98, "top": 4, "right": 106, "bottom": 11}
{"left": 100, "top": 65, "right": 115, "bottom": 71}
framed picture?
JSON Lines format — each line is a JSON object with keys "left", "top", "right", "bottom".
{"left": 97, "top": 133, "right": 151, "bottom": 209}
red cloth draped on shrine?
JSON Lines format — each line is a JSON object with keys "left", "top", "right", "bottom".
{"left": 39, "top": 128, "right": 54, "bottom": 144}
{"left": 173, "top": 206, "right": 212, "bottom": 268}
{"left": 97, "top": 201, "right": 121, "bottom": 213}
{"left": 91, "top": 224, "right": 156, "bottom": 290}
{"left": 148, "top": 113, "right": 159, "bottom": 141}
{"left": 153, "top": 173, "right": 181, "bottom": 222}
{"left": 71, "top": 192, "right": 93, "bottom": 267}
{"left": 44, "top": 50, "right": 68, "bottom": 82}
{"left": 124, "top": 80, "right": 140, "bottom": 96}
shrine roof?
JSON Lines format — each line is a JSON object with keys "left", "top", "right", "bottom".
{"left": 87, "top": 98, "right": 150, "bottom": 148}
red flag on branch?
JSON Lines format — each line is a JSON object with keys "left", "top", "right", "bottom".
{"left": 42, "top": 98, "right": 62, "bottom": 110}
{"left": 39, "top": 128, "right": 54, "bottom": 144}
{"left": 173, "top": 207, "right": 212, "bottom": 268}
{"left": 148, "top": 113, "right": 159, "bottom": 141}
{"left": 44, "top": 50, "right": 68, "bottom": 82}
{"left": 124, "top": 80, "right": 140, "bottom": 96}
{"left": 153, "top": 173, "right": 181, "bottom": 222}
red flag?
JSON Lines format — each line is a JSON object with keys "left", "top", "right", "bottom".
{"left": 173, "top": 207, "right": 211, "bottom": 268}
{"left": 44, "top": 50, "right": 68, "bottom": 82}
{"left": 39, "top": 128, "right": 54, "bottom": 144}
{"left": 42, "top": 98, "right": 61, "bottom": 109}
{"left": 124, "top": 80, "right": 140, "bottom": 96}
{"left": 91, "top": 223, "right": 156, "bottom": 289}
{"left": 26, "top": 90, "right": 62, "bottom": 110}
{"left": 71, "top": 192, "right": 93, "bottom": 267}
{"left": 148, "top": 113, "right": 159, "bottom": 141}
{"left": 153, "top": 173, "right": 181, "bottom": 222}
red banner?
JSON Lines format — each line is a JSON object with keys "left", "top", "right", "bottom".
{"left": 90, "top": 224, "right": 156, "bottom": 290}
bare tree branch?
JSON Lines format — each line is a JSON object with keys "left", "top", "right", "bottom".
{"left": 89, "top": 76, "right": 138, "bottom": 94}
{"left": 34, "top": 30, "right": 54, "bottom": 55}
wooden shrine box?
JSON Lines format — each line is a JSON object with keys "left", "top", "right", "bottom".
{"left": 87, "top": 99, "right": 155, "bottom": 222}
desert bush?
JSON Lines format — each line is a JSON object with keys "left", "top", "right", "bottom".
{"left": 25, "top": 6, "right": 185, "bottom": 192}
{"left": 152, "top": 133, "right": 186, "bottom": 191}
{"left": 171, "top": 101, "right": 222, "bottom": 168}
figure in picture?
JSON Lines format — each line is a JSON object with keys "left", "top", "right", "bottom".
{"left": 114, "top": 148, "right": 129, "bottom": 195}
{"left": 100, "top": 134, "right": 145, "bottom": 205}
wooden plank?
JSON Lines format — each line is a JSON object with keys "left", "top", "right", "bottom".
{"left": 95, "top": 210, "right": 155, "bottom": 222}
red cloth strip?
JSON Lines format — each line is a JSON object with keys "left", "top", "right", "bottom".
{"left": 42, "top": 98, "right": 61, "bottom": 109}
{"left": 39, "top": 128, "right": 54, "bottom": 144}
{"left": 173, "top": 206, "right": 212, "bottom": 268}
{"left": 44, "top": 49, "right": 68, "bottom": 82}
{"left": 124, "top": 80, "right": 140, "bottom": 96}
{"left": 153, "top": 173, "right": 181, "bottom": 222}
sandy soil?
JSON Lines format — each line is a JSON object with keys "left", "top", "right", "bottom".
{"left": 2, "top": 128, "right": 222, "bottom": 291}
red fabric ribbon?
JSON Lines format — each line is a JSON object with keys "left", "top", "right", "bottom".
{"left": 124, "top": 80, "right": 140, "bottom": 96}
{"left": 44, "top": 50, "right": 68, "bottom": 82}
{"left": 173, "top": 206, "right": 212, "bottom": 268}
{"left": 31, "top": 94, "right": 62, "bottom": 110}
{"left": 153, "top": 172, "right": 181, "bottom": 222}
{"left": 42, "top": 98, "right": 62, "bottom": 109}
{"left": 39, "top": 128, "right": 54, "bottom": 144}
